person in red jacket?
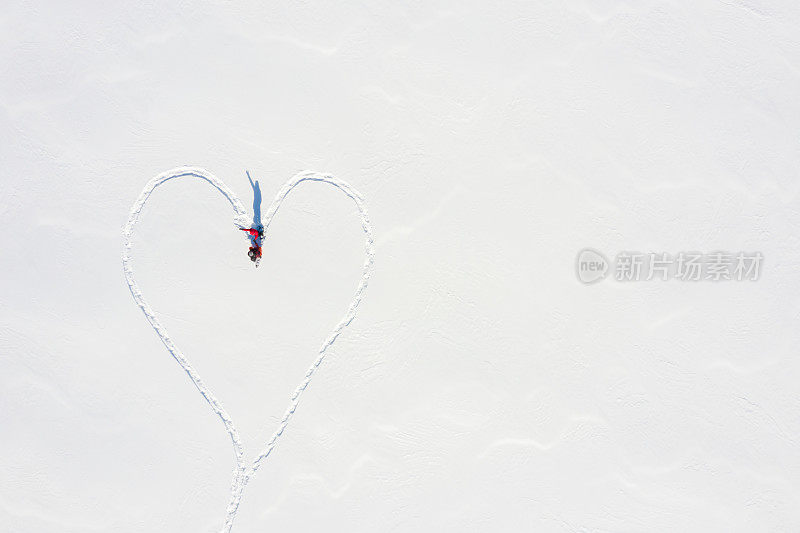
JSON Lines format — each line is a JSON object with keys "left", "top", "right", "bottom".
{"left": 240, "top": 226, "right": 264, "bottom": 265}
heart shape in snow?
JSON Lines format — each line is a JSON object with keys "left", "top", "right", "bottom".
{"left": 122, "top": 167, "right": 375, "bottom": 532}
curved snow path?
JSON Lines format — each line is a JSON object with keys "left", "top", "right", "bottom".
{"left": 122, "top": 166, "right": 375, "bottom": 532}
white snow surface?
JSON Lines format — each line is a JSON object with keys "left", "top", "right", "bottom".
{"left": 2, "top": 2, "right": 800, "bottom": 532}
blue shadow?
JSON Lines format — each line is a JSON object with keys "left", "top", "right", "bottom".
{"left": 247, "top": 170, "right": 262, "bottom": 230}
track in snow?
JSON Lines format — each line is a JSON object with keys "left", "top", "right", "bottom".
{"left": 122, "top": 167, "right": 375, "bottom": 532}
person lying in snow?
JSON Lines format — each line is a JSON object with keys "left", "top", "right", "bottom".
{"left": 240, "top": 226, "right": 264, "bottom": 265}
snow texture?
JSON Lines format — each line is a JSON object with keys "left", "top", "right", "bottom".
{"left": 4, "top": 2, "right": 800, "bottom": 532}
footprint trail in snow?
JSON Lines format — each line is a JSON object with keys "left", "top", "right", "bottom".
{"left": 122, "top": 167, "right": 375, "bottom": 532}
